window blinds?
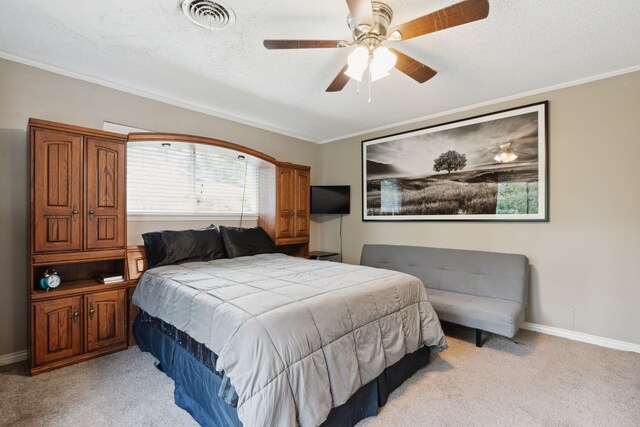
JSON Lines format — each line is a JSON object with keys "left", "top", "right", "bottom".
{"left": 127, "top": 141, "right": 259, "bottom": 215}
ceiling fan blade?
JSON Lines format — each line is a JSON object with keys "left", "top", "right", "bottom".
{"left": 390, "top": 49, "right": 438, "bottom": 83}
{"left": 346, "top": 0, "right": 374, "bottom": 31}
{"left": 390, "top": 0, "right": 489, "bottom": 41}
{"left": 326, "top": 64, "right": 350, "bottom": 92}
{"left": 263, "top": 40, "right": 344, "bottom": 49}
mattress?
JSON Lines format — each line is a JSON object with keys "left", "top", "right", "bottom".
{"left": 132, "top": 253, "right": 446, "bottom": 427}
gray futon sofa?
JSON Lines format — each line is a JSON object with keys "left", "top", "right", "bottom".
{"left": 360, "top": 244, "right": 529, "bottom": 347}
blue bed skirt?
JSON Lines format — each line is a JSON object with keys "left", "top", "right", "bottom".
{"left": 134, "top": 313, "right": 430, "bottom": 427}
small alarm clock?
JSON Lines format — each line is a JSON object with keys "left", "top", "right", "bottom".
{"left": 40, "top": 268, "right": 61, "bottom": 290}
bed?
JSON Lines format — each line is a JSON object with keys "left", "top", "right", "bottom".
{"left": 132, "top": 252, "right": 447, "bottom": 426}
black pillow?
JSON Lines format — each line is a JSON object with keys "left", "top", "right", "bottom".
{"left": 219, "top": 226, "right": 276, "bottom": 258}
{"left": 142, "top": 225, "right": 225, "bottom": 268}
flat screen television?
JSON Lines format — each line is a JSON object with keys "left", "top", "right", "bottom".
{"left": 310, "top": 185, "right": 350, "bottom": 214}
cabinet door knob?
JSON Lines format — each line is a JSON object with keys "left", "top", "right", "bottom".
{"left": 89, "top": 205, "right": 95, "bottom": 221}
{"left": 73, "top": 306, "right": 79, "bottom": 321}
{"left": 89, "top": 303, "right": 95, "bottom": 319}
{"left": 72, "top": 204, "right": 78, "bottom": 222}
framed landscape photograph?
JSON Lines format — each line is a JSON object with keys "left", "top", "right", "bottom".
{"left": 362, "top": 101, "right": 548, "bottom": 221}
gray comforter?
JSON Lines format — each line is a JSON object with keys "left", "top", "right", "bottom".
{"left": 132, "top": 253, "right": 446, "bottom": 427}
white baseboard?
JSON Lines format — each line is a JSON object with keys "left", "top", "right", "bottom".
{"left": 0, "top": 350, "right": 28, "bottom": 366}
{"left": 521, "top": 322, "right": 640, "bottom": 353}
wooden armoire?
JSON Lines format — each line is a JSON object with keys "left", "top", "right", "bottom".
{"left": 274, "top": 165, "right": 310, "bottom": 244}
{"left": 258, "top": 163, "right": 310, "bottom": 257}
{"left": 28, "top": 119, "right": 132, "bottom": 375}
{"left": 28, "top": 121, "right": 312, "bottom": 375}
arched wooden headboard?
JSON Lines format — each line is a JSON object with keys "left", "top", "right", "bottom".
{"left": 128, "top": 132, "right": 278, "bottom": 164}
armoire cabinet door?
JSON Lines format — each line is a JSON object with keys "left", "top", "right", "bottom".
{"left": 276, "top": 167, "right": 295, "bottom": 239}
{"left": 294, "top": 169, "right": 310, "bottom": 237}
{"left": 85, "top": 138, "right": 126, "bottom": 250}
{"left": 33, "top": 297, "right": 82, "bottom": 366}
{"left": 85, "top": 289, "right": 126, "bottom": 353}
{"left": 33, "top": 129, "right": 82, "bottom": 253}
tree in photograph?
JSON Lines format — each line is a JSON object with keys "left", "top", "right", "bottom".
{"left": 433, "top": 150, "right": 467, "bottom": 174}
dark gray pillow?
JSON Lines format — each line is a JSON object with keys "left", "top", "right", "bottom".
{"left": 219, "top": 226, "right": 276, "bottom": 258}
{"left": 142, "top": 225, "right": 225, "bottom": 268}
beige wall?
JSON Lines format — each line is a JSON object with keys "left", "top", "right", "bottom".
{"left": 313, "top": 71, "right": 640, "bottom": 345}
{"left": 0, "top": 58, "right": 321, "bottom": 357}
{"left": 1, "top": 56, "right": 638, "bottom": 357}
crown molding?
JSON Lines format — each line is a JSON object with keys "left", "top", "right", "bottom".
{"left": 318, "top": 64, "right": 640, "bottom": 143}
{"left": 0, "top": 51, "right": 318, "bottom": 143}
{"left": 2, "top": 51, "right": 638, "bottom": 145}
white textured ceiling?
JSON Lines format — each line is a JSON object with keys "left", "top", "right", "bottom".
{"left": 1, "top": 0, "right": 639, "bottom": 142}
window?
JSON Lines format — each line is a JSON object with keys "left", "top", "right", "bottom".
{"left": 102, "top": 122, "right": 260, "bottom": 218}
{"left": 127, "top": 141, "right": 259, "bottom": 216}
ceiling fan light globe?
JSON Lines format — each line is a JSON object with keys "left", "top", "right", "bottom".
{"left": 372, "top": 46, "right": 397, "bottom": 73}
{"left": 369, "top": 46, "right": 396, "bottom": 81}
{"left": 345, "top": 45, "right": 369, "bottom": 81}
{"left": 348, "top": 45, "right": 369, "bottom": 65}
{"left": 345, "top": 66, "right": 366, "bottom": 82}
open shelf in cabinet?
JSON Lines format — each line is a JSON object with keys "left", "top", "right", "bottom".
{"left": 31, "top": 278, "right": 131, "bottom": 301}
{"left": 31, "top": 258, "right": 127, "bottom": 300}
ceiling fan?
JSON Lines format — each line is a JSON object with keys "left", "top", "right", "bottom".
{"left": 263, "top": 0, "right": 490, "bottom": 92}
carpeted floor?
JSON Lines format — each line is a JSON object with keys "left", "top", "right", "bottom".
{"left": 1, "top": 325, "right": 638, "bottom": 426}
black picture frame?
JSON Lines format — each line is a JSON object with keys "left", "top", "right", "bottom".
{"left": 362, "top": 101, "right": 549, "bottom": 222}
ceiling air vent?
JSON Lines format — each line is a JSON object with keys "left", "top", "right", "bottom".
{"left": 182, "top": 0, "right": 236, "bottom": 30}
